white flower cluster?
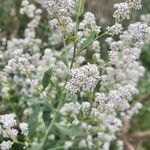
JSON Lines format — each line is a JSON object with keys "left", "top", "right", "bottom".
{"left": 107, "top": 23, "right": 123, "bottom": 35}
{"left": 65, "top": 63, "right": 100, "bottom": 93}
{"left": 0, "top": 113, "right": 28, "bottom": 150}
{"left": 59, "top": 102, "right": 81, "bottom": 116}
{"left": 123, "top": 102, "right": 143, "bottom": 119}
{"left": 104, "top": 22, "right": 149, "bottom": 89}
{"left": 60, "top": 101, "right": 91, "bottom": 116}
{"left": 20, "top": 0, "right": 37, "bottom": 18}
{"left": 77, "top": 12, "right": 101, "bottom": 54}
{"left": 79, "top": 12, "right": 101, "bottom": 36}
{"left": 19, "top": 122, "right": 29, "bottom": 136}
{"left": 140, "top": 14, "right": 150, "bottom": 25}
{"left": 113, "top": 2, "right": 130, "bottom": 20}
{"left": 95, "top": 85, "right": 137, "bottom": 112}
{"left": 0, "top": 113, "right": 18, "bottom": 139}
{"left": 0, "top": 141, "right": 12, "bottom": 150}
{"left": 113, "top": 0, "right": 142, "bottom": 21}
{"left": 36, "top": 0, "right": 77, "bottom": 34}
{"left": 127, "top": 0, "right": 142, "bottom": 10}
{"left": 140, "top": 14, "right": 150, "bottom": 43}
{"left": 19, "top": 0, "right": 42, "bottom": 40}
{"left": 4, "top": 49, "right": 35, "bottom": 75}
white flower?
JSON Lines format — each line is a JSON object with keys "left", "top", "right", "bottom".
{"left": 117, "top": 140, "right": 124, "bottom": 150}
{"left": 64, "top": 141, "right": 73, "bottom": 150}
{"left": 0, "top": 141, "right": 12, "bottom": 150}
{"left": 59, "top": 102, "right": 81, "bottom": 116}
{"left": 128, "top": 0, "right": 142, "bottom": 10}
{"left": 107, "top": 23, "right": 123, "bottom": 35}
{"left": 19, "top": 122, "right": 29, "bottom": 136}
{"left": 113, "top": 3, "right": 130, "bottom": 20}
{"left": 2, "top": 128, "right": 18, "bottom": 138}
{"left": 0, "top": 113, "right": 16, "bottom": 129}
{"left": 36, "top": 0, "right": 76, "bottom": 34}
{"left": 92, "top": 40, "right": 100, "bottom": 52}
{"left": 81, "top": 102, "right": 91, "bottom": 111}
{"left": 65, "top": 63, "right": 100, "bottom": 93}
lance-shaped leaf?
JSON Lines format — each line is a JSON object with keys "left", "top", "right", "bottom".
{"left": 77, "top": 0, "right": 85, "bottom": 16}
{"left": 78, "top": 31, "right": 97, "bottom": 53}
{"left": 42, "top": 105, "right": 52, "bottom": 127}
{"left": 60, "top": 50, "right": 69, "bottom": 67}
{"left": 55, "top": 124, "right": 85, "bottom": 137}
{"left": 42, "top": 69, "right": 52, "bottom": 90}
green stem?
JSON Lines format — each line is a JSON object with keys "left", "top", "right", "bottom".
{"left": 40, "top": 110, "right": 58, "bottom": 149}
{"left": 40, "top": 92, "right": 66, "bottom": 150}
{"left": 13, "top": 139, "right": 31, "bottom": 147}
{"left": 63, "top": 37, "right": 69, "bottom": 68}
{"left": 70, "top": 0, "right": 85, "bottom": 69}
{"left": 48, "top": 146, "right": 64, "bottom": 150}
{"left": 76, "top": 31, "right": 108, "bottom": 55}
{"left": 25, "top": 69, "right": 56, "bottom": 112}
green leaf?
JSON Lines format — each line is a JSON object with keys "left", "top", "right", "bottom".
{"left": 67, "top": 36, "right": 78, "bottom": 42}
{"left": 27, "top": 143, "right": 42, "bottom": 150}
{"left": 26, "top": 97, "right": 44, "bottom": 107}
{"left": 42, "top": 105, "right": 52, "bottom": 127}
{"left": 60, "top": 50, "right": 68, "bottom": 67}
{"left": 78, "top": 0, "right": 85, "bottom": 16}
{"left": 79, "top": 31, "right": 97, "bottom": 53}
{"left": 55, "top": 124, "right": 85, "bottom": 137}
{"left": 28, "top": 107, "right": 41, "bottom": 138}
{"left": 42, "top": 69, "right": 52, "bottom": 90}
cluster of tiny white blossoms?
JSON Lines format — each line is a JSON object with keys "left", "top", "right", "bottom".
{"left": 0, "top": 113, "right": 28, "bottom": 150}
{"left": 4, "top": 49, "right": 35, "bottom": 74}
{"left": 108, "top": 0, "right": 143, "bottom": 35}
{"left": 140, "top": 14, "right": 150, "bottom": 43}
{"left": 107, "top": 23, "right": 123, "bottom": 35}
{"left": 65, "top": 63, "right": 100, "bottom": 93}
{"left": 0, "top": 0, "right": 149, "bottom": 149}
{"left": 79, "top": 12, "right": 101, "bottom": 36}
{"left": 113, "top": 0, "right": 142, "bottom": 21}
{"left": 36, "top": 0, "right": 77, "bottom": 34}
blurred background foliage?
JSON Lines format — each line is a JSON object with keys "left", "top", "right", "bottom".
{"left": 0, "top": 0, "right": 150, "bottom": 149}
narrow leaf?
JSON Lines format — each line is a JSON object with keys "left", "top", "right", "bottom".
{"left": 42, "top": 69, "right": 52, "bottom": 90}
{"left": 60, "top": 50, "right": 68, "bottom": 67}
{"left": 42, "top": 105, "right": 52, "bottom": 127}
{"left": 78, "top": 0, "right": 85, "bottom": 16}
{"left": 26, "top": 97, "right": 44, "bottom": 107}
{"left": 79, "top": 31, "right": 96, "bottom": 53}
{"left": 55, "top": 124, "right": 85, "bottom": 137}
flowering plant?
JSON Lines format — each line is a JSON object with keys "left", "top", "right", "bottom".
{"left": 0, "top": 0, "right": 150, "bottom": 150}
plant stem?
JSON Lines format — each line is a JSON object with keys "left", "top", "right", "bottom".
{"left": 40, "top": 1, "right": 85, "bottom": 148}
{"left": 40, "top": 110, "right": 58, "bottom": 149}
{"left": 40, "top": 92, "right": 66, "bottom": 150}
{"left": 48, "top": 146, "right": 64, "bottom": 150}
{"left": 76, "top": 31, "right": 108, "bottom": 55}
{"left": 70, "top": 0, "right": 85, "bottom": 69}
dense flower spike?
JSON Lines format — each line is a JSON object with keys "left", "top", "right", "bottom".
{"left": 65, "top": 63, "right": 100, "bottom": 93}
{"left": 0, "top": 114, "right": 28, "bottom": 149}
{"left": 107, "top": 23, "right": 123, "bottom": 35}
{"left": 0, "top": 141, "right": 12, "bottom": 150}
{"left": 36, "top": 0, "right": 77, "bottom": 34}
{"left": 113, "top": 2, "right": 130, "bottom": 20}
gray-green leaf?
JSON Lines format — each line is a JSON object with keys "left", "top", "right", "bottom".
{"left": 60, "top": 50, "right": 68, "bottom": 67}
{"left": 79, "top": 31, "right": 97, "bottom": 53}
{"left": 42, "top": 69, "right": 52, "bottom": 90}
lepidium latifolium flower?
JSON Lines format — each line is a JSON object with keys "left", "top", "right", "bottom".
{"left": 0, "top": 113, "right": 29, "bottom": 150}
{"left": 65, "top": 63, "right": 100, "bottom": 93}
{"left": 36, "top": 0, "right": 77, "bottom": 34}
